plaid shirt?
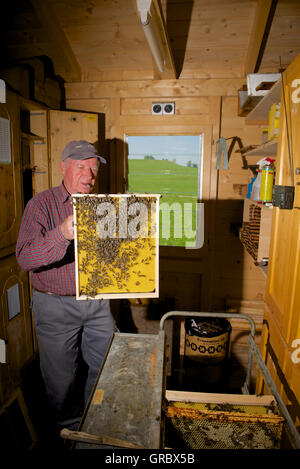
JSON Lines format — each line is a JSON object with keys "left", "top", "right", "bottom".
{"left": 16, "top": 184, "right": 76, "bottom": 295}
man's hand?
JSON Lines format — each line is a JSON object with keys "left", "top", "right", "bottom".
{"left": 61, "top": 214, "right": 74, "bottom": 240}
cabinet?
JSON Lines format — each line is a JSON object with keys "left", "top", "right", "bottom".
{"left": 0, "top": 92, "right": 23, "bottom": 258}
{"left": 238, "top": 57, "right": 300, "bottom": 431}
{"left": 0, "top": 95, "right": 102, "bottom": 408}
{"left": 19, "top": 105, "right": 101, "bottom": 195}
{"left": 0, "top": 93, "right": 36, "bottom": 405}
{"left": 258, "top": 54, "right": 300, "bottom": 429}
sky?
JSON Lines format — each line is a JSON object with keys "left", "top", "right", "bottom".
{"left": 127, "top": 135, "right": 202, "bottom": 167}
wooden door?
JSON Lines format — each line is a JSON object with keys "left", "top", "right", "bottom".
{"left": 0, "top": 92, "right": 23, "bottom": 258}
{"left": 48, "top": 110, "right": 99, "bottom": 188}
{"left": 260, "top": 54, "right": 300, "bottom": 426}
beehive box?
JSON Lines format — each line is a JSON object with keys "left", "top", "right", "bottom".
{"left": 164, "top": 390, "right": 284, "bottom": 449}
{"left": 73, "top": 193, "right": 160, "bottom": 300}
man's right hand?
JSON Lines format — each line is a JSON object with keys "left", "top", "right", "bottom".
{"left": 61, "top": 215, "right": 74, "bottom": 240}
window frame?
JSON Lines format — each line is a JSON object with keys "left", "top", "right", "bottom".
{"left": 125, "top": 133, "right": 205, "bottom": 249}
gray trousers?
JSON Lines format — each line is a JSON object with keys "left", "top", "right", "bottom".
{"left": 32, "top": 289, "right": 116, "bottom": 429}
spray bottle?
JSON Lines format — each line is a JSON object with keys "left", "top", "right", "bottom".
{"left": 251, "top": 158, "right": 266, "bottom": 201}
{"left": 260, "top": 158, "right": 275, "bottom": 203}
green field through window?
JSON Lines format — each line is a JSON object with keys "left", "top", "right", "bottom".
{"left": 127, "top": 136, "right": 202, "bottom": 247}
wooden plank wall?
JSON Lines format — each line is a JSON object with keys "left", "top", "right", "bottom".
{"left": 212, "top": 95, "right": 267, "bottom": 308}
{"left": 65, "top": 78, "right": 266, "bottom": 314}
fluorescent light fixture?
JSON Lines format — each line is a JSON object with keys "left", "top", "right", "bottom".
{"left": 137, "top": 0, "right": 166, "bottom": 73}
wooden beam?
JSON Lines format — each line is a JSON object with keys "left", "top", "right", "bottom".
{"left": 152, "top": 0, "right": 177, "bottom": 79}
{"left": 65, "top": 78, "right": 245, "bottom": 100}
{"left": 244, "top": 0, "right": 277, "bottom": 76}
{"left": 29, "top": 0, "right": 81, "bottom": 81}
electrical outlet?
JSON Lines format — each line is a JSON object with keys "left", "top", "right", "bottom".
{"left": 163, "top": 102, "right": 175, "bottom": 115}
{"left": 152, "top": 103, "right": 163, "bottom": 115}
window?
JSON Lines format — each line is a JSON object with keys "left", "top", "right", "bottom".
{"left": 127, "top": 135, "right": 204, "bottom": 248}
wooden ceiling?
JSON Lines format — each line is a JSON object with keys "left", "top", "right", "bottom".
{"left": 1, "top": 0, "right": 300, "bottom": 83}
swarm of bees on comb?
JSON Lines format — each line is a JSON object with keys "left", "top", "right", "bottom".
{"left": 73, "top": 194, "right": 158, "bottom": 299}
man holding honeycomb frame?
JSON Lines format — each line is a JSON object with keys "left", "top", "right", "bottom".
{"left": 16, "top": 140, "right": 117, "bottom": 441}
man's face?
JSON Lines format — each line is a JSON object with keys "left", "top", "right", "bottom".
{"left": 60, "top": 157, "right": 100, "bottom": 194}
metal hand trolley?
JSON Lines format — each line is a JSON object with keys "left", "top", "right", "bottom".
{"left": 160, "top": 311, "right": 300, "bottom": 450}
{"left": 61, "top": 310, "right": 300, "bottom": 449}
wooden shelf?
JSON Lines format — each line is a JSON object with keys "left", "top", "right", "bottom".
{"left": 244, "top": 199, "right": 273, "bottom": 210}
{"left": 21, "top": 131, "right": 45, "bottom": 142}
{"left": 244, "top": 139, "right": 278, "bottom": 157}
{"left": 245, "top": 77, "right": 282, "bottom": 125}
{"left": 238, "top": 93, "right": 263, "bottom": 117}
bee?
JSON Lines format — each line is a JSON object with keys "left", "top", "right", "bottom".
{"left": 75, "top": 194, "right": 156, "bottom": 297}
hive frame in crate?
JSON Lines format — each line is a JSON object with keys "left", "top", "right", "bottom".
{"left": 164, "top": 390, "right": 284, "bottom": 449}
{"left": 73, "top": 193, "right": 160, "bottom": 300}
{"left": 160, "top": 311, "right": 300, "bottom": 450}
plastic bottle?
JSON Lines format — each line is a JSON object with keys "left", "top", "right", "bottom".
{"left": 247, "top": 177, "right": 256, "bottom": 198}
{"left": 251, "top": 158, "right": 266, "bottom": 201}
{"left": 260, "top": 158, "right": 275, "bottom": 203}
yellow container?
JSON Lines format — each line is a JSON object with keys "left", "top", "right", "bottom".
{"left": 268, "top": 102, "right": 280, "bottom": 140}
{"left": 260, "top": 166, "right": 275, "bottom": 202}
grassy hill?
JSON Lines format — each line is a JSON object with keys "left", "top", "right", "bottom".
{"left": 128, "top": 159, "right": 198, "bottom": 196}
{"left": 128, "top": 159, "right": 198, "bottom": 246}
